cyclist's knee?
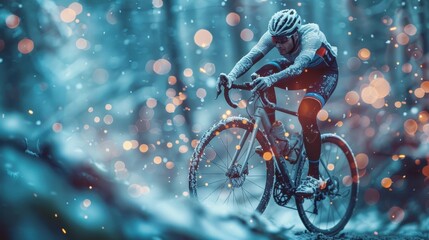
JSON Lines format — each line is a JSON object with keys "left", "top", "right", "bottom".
{"left": 298, "top": 98, "right": 322, "bottom": 142}
{"left": 298, "top": 98, "right": 321, "bottom": 123}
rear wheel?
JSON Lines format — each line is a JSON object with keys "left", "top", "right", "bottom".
{"left": 296, "top": 134, "right": 359, "bottom": 235}
{"left": 189, "top": 117, "right": 274, "bottom": 213}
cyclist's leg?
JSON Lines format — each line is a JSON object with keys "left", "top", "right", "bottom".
{"left": 254, "top": 59, "right": 290, "bottom": 123}
{"left": 299, "top": 70, "right": 338, "bottom": 179}
{"left": 298, "top": 96, "right": 323, "bottom": 179}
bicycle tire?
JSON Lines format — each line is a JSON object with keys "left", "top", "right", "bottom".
{"left": 296, "top": 134, "right": 359, "bottom": 235}
{"left": 189, "top": 116, "right": 274, "bottom": 213}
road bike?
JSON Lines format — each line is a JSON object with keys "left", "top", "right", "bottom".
{"left": 188, "top": 80, "right": 359, "bottom": 235}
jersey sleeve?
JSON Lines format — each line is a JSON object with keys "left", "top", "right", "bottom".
{"left": 228, "top": 31, "right": 275, "bottom": 79}
{"left": 267, "top": 26, "right": 323, "bottom": 84}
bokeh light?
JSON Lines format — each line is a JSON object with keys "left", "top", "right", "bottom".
{"left": 240, "top": 28, "right": 254, "bottom": 41}
{"left": 402, "top": 63, "right": 412, "bottom": 73}
{"left": 52, "top": 123, "right": 62, "bottom": 133}
{"left": 153, "top": 59, "right": 171, "bottom": 75}
{"left": 179, "top": 145, "right": 188, "bottom": 153}
{"left": 69, "top": 2, "right": 83, "bottom": 15}
{"left": 396, "top": 33, "right": 409, "bottom": 45}
{"left": 358, "top": 48, "right": 371, "bottom": 60}
{"left": 154, "top": 156, "right": 162, "bottom": 164}
{"left": 404, "top": 24, "right": 417, "bottom": 35}
{"left": 263, "top": 152, "right": 272, "bottom": 161}
{"left": 422, "top": 166, "right": 429, "bottom": 177}
{"left": 404, "top": 119, "right": 418, "bottom": 135}
{"left": 114, "top": 161, "right": 126, "bottom": 171}
{"left": 184, "top": 68, "right": 193, "bottom": 77}
{"left": 371, "top": 98, "right": 385, "bottom": 109}
{"left": 356, "top": 153, "right": 369, "bottom": 169}
{"left": 345, "top": 91, "right": 359, "bottom": 105}
{"left": 18, "top": 38, "right": 34, "bottom": 54}
{"left": 202, "top": 63, "right": 216, "bottom": 76}
{"left": 166, "top": 88, "right": 176, "bottom": 98}
{"left": 388, "top": 206, "right": 405, "bottom": 223}
{"left": 166, "top": 161, "right": 175, "bottom": 169}
{"left": 196, "top": 88, "right": 207, "bottom": 99}
{"left": 6, "top": 14, "right": 20, "bottom": 29}
{"left": 226, "top": 12, "right": 240, "bottom": 26}
{"left": 146, "top": 98, "right": 157, "bottom": 108}
{"left": 414, "top": 88, "right": 425, "bottom": 98}
{"left": 418, "top": 111, "right": 429, "bottom": 123}
{"left": 128, "top": 184, "right": 143, "bottom": 198}
{"left": 361, "top": 86, "right": 378, "bottom": 104}
{"left": 139, "top": 144, "right": 149, "bottom": 153}
{"left": 165, "top": 103, "right": 175, "bottom": 113}
{"left": 60, "top": 8, "right": 77, "bottom": 23}
{"left": 316, "top": 109, "right": 328, "bottom": 121}
{"left": 168, "top": 76, "right": 177, "bottom": 85}
{"left": 364, "top": 188, "right": 380, "bottom": 205}
{"left": 194, "top": 29, "right": 213, "bottom": 48}
{"left": 76, "top": 38, "right": 88, "bottom": 50}
{"left": 152, "top": 0, "right": 163, "bottom": 8}
{"left": 421, "top": 81, "right": 429, "bottom": 93}
{"left": 123, "top": 141, "right": 133, "bottom": 151}
{"left": 370, "top": 78, "right": 390, "bottom": 98}
{"left": 103, "top": 115, "right": 113, "bottom": 125}
{"left": 105, "top": 104, "right": 112, "bottom": 111}
{"left": 82, "top": 199, "right": 91, "bottom": 208}
{"left": 381, "top": 177, "right": 392, "bottom": 188}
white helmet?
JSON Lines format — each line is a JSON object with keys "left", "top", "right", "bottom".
{"left": 268, "top": 9, "right": 301, "bottom": 37}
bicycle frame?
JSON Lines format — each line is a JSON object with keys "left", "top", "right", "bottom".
{"left": 225, "top": 95, "right": 299, "bottom": 191}
{"left": 192, "top": 80, "right": 359, "bottom": 234}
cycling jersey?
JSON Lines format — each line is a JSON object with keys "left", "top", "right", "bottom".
{"left": 228, "top": 23, "right": 337, "bottom": 84}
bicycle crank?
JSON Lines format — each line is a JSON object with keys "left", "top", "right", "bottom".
{"left": 273, "top": 180, "right": 293, "bottom": 206}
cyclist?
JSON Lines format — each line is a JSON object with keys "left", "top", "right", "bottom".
{"left": 216, "top": 9, "right": 338, "bottom": 197}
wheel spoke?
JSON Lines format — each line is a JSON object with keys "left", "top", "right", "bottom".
{"left": 219, "top": 135, "right": 232, "bottom": 168}
{"left": 202, "top": 180, "right": 227, "bottom": 202}
{"left": 197, "top": 178, "right": 226, "bottom": 188}
{"left": 241, "top": 187, "right": 254, "bottom": 209}
{"left": 242, "top": 186, "right": 261, "bottom": 202}
{"left": 208, "top": 143, "right": 228, "bottom": 170}
{"left": 189, "top": 120, "right": 273, "bottom": 215}
{"left": 246, "top": 178, "right": 265, "bottom": 190}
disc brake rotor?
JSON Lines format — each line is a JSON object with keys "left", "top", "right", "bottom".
{"left": 228, "top": 164, "right": 246, "bottom": 188}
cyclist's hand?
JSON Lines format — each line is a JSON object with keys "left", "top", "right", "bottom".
{"left": 251, "top": 73, "right": 260, "bottom": 81}
{"left": 251, "top": 76, "right": 271, "bottom": 93}
{"left": 216, "top": 73, "right": 235, "bottom": 92}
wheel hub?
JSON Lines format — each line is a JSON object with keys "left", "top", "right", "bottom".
{"left": 227, "top": 164, "right": 246, "bottom": 188}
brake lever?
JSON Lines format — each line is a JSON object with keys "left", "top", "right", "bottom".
{"left": 215, "top": 89, "right": 222, "bottom": 100}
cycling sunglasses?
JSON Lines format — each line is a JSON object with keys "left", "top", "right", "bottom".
{"left": 271, "top": 35, "right": 293, "bottom": 44}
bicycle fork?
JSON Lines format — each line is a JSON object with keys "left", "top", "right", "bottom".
{"left": 225, "top": 117, "right": 260, "bottom": 178}
{"left": 225, "top": 108, "right": 293, "bottom": 191}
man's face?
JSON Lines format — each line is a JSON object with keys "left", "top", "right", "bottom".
{"left": 272, "top": 32, "right": 298, "bottom": 55}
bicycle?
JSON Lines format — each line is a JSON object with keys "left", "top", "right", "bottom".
{"left": 188, "top": 79, "right": 359, "bottom": 235}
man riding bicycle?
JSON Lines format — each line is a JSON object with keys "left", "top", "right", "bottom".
{"left": 216, "top": 9, "right": 338, "bottom": 197}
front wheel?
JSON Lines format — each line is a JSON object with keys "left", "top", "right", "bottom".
{"left": 189, "top": 117, "right": 274, "bottom": 213}
{"left": 296, "top": 134, "right": 359, "bottom": 235}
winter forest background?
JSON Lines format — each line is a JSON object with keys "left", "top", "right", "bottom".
{"left": 1, "top": 0, "right": 428, "bottom": 239}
